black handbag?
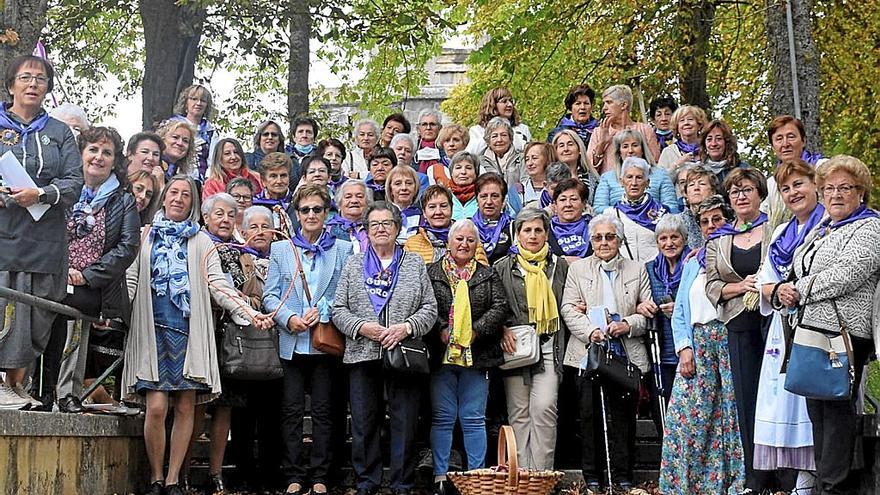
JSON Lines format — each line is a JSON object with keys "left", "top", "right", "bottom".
{"left": 383, "top": 337, "right": 430, "bottom": 375}
{"left": 219, "top": 318, "right": 284, "bottom": 380}
{"left": 581, "top": 340, "right": 642, "bottom": 394}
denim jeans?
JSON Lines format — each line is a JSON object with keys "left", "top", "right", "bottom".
{"left": 430, "top": 365, "right": 490, "bottom": 475}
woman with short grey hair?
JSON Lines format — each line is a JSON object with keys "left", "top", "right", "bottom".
{"left": 479, "top": 116, "right": 525, "bottom": 188}
{"left": 586, "top": 84, "right": 661, "bottom": 175}
{"left": 345, "top": 119, "right": 380, "bottom": 179}
{"left": 327, "top": 179, "right": 373, "bottom": 253}
{"left": 494, "top": 206, "right": 569, "bottom": 470}
{"left": 612, "top": 157, "right": 669, "bottom": 262}
{"left": 332, "top": 200, "right": 438, "bottom": 495}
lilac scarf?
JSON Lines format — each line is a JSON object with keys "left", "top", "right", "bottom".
{"left": 202, "top": 229, "right": 266, "bottom": 259}
{"left": 652, "top": 247, "right": 691, "bottom": 298}
{"left": 698, "top": 212, "right": 768, "bottom": 267}
{"left": 614, "top": 194, "right": 667, "bottom": 231}
{"left": 675, "top": 140, "right": 700, "bottom": 156}
{"left": 816, "top": 204, "right": 879, "bottom": 238}
{"left": 768, "top": 204, "right": 825, "bottom": 278}
{"left": 0, "top": 103, "right": 49, "bottom": 151}
{"left": 326, "top": 216, "right": 369, "bottom": 251}
{"left": 473, "top": 210, "right": 512, "bottom": 256}
{"left": 550, "top": 215, "right": 591, "bottom": 257}
{"left": 655, "top": 129, "right": 673, "bottom": 150}
{"left": 253, "top": 190, "right": 293, "bottom": 211}
{"left": 558, "top": 115, "right": 599, "bottom": 143}
{"left": 363, "top": 245, "right": 404, "bottom": 316}
{"left": 292, "top": 229, "right": 337, "bottom": 270}
{"left": 540, "top": 189, "right": 553, "bottom": 208}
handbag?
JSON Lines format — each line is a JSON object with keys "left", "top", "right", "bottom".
{"left": 499, "top": 324, "right": 541, "bottom": 370}
{"left": 580, "top": 340, "right": 642, "bottom": 394}
{"left": 291, "top": 244, "right": 345, "bottom": 357}
{"left": 219, "top": 318, "right": 284, "bottom": 380}
{"left": 384, "top": 337, "right": 431, "bottom": 375}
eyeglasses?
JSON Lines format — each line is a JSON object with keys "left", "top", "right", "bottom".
{"left": 16, "top": 73, "right": 49, "bottom": 86}
{"left": 821, "top": 184, "right": 858, "bottom": 196}
{"left": 367, "top": 220, "right": 397, "bottom": 230}
{"left": 187, "top": 96, "right": 208, "bottom": 103}
{"left": 728, "top": 187, "right": 756, "bottom": 198}
{"left": 419, "top": 122, "right": 440, "bottom": 128}
{"left": 261, "top": 132, "right": 280, "bottom": 138}
{"left": 296, "top": 206, "right": 326, "bottom": 215}
{"left": 590, "top": 233, "right": 618, "bottom": 242}
{"left": 231, "top": 194, "right": 252, "bottom": 202}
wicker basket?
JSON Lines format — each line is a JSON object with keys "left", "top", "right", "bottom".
{"left": 448, "top": 425, "right": 564, "bottom": 495}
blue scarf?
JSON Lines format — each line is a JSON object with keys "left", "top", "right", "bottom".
{"left": 72, "top": 175, "right": 120, "bottom": 238}
{"left": 656, "top": 129, "right": 673, "bottom": 150}
{"left": 292, "top": 229, "right": 337, "bottom": 270}
{"left": 326, "top": 216, "right": 369, "bottom": 251}
{"left": 540, "top": 189, "right": 553, "bottom": 208}
{"left": 363, "top": 244, "right": 404, "bottom": 316}
{"left": 816, "top": 204, "right": 879, "bottom": 238}
{"left": 252, "top": 189, "right": 293, "bottom": 210}
{"left": 399, "top": 204, "right": 422, "bottom": 234}
{"left": 0, "top": 103, "right": 49, "bottom": 151}
{"left": 614, "top": 194, "right": 667, "bottom": 231}
{"left": 149, "top": 211, "right": 200, "bottom": 316}
{"left": 422, "top": 222, "right": 450, "bottom": 246}
{"left": 768, "top": 204, "right": 825, "bottom": 279}
{"left": 698, "top": 212, "right": 768, "bottom": 268}
{"left": 652, "top": 247, "right": 691, "bottom": 298}
{"left": 294, "top": 143, "right": 316, "bottom": 155}
{"left": 801, "top": 149, "right": 823, "bottom": 166}
{"left": 558, "top": 114, "right": 599, "bottom": 143}
{"left": 550, "top": 215, "right": 591, "bottom": 257}
{"left": 473, "top": 210, "right": 512, "bottom": 256}
{"left": 675, "top": 140, "right": 700, "bottom": 156}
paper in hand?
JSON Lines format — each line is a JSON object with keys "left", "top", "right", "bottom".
{"left": 0, "top": 150, "right": 50, "bottom": 221}
{"left": 589, "top": 306, "right": 608, "bottom": 334}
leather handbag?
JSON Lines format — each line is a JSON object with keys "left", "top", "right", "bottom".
{"left": 498, "top": 324, "right": 541, "bottom": 370}
{"left": 219, "top": 318, "right": 284, "bottom": 380}
{"left": 580, "top": 340, "right": 642, "bottom": 394}
{"left": 291, "top": 244, "right": 345, "bottom": 357}
{"left": 384, "top": 337, "right": 431, "bottom": 375}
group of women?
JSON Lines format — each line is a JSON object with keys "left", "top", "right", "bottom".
{"left": 1, "top": 52, "right": 877, "bottom": 495}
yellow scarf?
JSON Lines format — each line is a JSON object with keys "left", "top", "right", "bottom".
{"left": 515, "top": 242, "right": 559, "bottom": 335}
{"left": 442, "top": 255, "right": 475, "bottom": 366}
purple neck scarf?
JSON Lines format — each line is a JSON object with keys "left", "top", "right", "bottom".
{"left": 550, "top": 215, "right": 591, "bottom": 257}
{"left": 203, "top": 229, "right": 265, "bottom": 259}
{"left": 292, "top": 229, "right": 337, "bottom": 270}
{"left": 652, "top": 247, "right": 691, "bottom": 298}
{"left": 540, "top": 189, "right": 553, "bottom": 208}
{"left": 768, "top": 204, "right": 825, "bottom": 279}
{"left": 422, "top": 223, "right": 450, "bottom": 246}
{"left": 326, "top": 216, "right": 369, "bottom": 251}
{"left": 253, "top": 190, "right": 293, "bottom": 211}
{"left": 801, "top": 149, "right": 823, "bottom": 166}
{"left": 816, "top": 204, "right": 879, "bottom": 238}
{"left": 699, "top": 212, "right": 768, "bottom": 267}
{"left": 0, "top": 103, "right": 49, "bottom": 151}
{"left": 363, "top": 245, "right": 404, "bottom": 316}
{"left": 614, "top": 194, "right": 668, "bottom": 231}
{"left": 656, "top": 129, "right": 673, "bottom": 150}
{"left": 365, "top": 177, "right": 385, "bottom": 193}
{"left": 675, "top": 139, "right": 700, "bottom": 156}
{"left": 559, "top": 114, "right": 599, "bottom": 143}
{"left": 473, "top": 210, "right": 512, "bottom": 256}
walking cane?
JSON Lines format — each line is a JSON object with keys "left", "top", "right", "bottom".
{"left": 649, "top": 324, "right": 667, "bottom": 433}
{"left": 598, "top": 381, "right": 614, "bottom": 495}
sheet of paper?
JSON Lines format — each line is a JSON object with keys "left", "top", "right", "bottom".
{"left": 589, "top": 306, "right": 608, "bottom": 334}
{"left": 0, "top": 150, "right": 50, "bottom": 221}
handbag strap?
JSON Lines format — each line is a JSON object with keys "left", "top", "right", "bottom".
{"left": 830, "top": 299, "right": 856, "bottom": 384}
{"left": 290, "top": 244, "right": 314, "bottom": 306}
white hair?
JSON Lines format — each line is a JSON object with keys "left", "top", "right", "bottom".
{"left": 418, "top": 108, "right": 443, "bottom": 123}
{"left": 603, "top": 84, "right": 633, "bottom": 111}
{"left": 242, "top": 205, "right": 273, "bottom": 228}
{"left": 588, "top": 211, "right": 625, "bottom": 240}
{"left": 390, "top": 133, "right": 415, "bottom": 149}
{"left": 483, "top": 117, "right": 513, "bottom": 144}
{"left": 201, "top": 192, "right": 238, "bottom": 217}
{"left": 449, "top": 218, "right": 479, "bottom": 240}
{"left": 334, "top": 179, "right": 374, "bottom": 207}
{"left": 49, "top": 103, "right": 90, "bottom": 129}
{"left": 654, "top": 213, "right": 688, "bottom": 243}
{"left": 353, "top": 118, "right": 380, "bottom": 136}
{"left": 621, "top": 156, "right": 651, "bottom": 177}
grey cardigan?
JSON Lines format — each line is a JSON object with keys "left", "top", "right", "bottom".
{"left": 794, "top": 216, "right": 880, "bottom": 340}
{"left": 332, "top": 250, "right": 438, "bottom": 364}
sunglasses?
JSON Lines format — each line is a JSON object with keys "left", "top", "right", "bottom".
{"left": 296, "top": 206, "right": 326, "bottom": 215}
{"left": 261, "top": 131, "right": 280, "bottom": 138}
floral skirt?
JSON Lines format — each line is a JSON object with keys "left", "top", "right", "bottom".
{"left": 659, "top": 319, "right": 746, "bottom": 494}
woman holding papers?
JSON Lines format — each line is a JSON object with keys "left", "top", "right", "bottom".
{"left": 0, "top": 55, "right": 82, "bottom": 409}
{"left": 560, "top": 211, "right": 651, "bottom": 493}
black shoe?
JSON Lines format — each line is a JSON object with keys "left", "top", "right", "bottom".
{"left": 164, "top": 484, "right": 183, "bottom": 495}
{"left": 584, "top": 478, "right": 601, "bottom": 494}
{"left": 58, "top": 394, "right": 84, "bottom": 413}
{"left": 143, "top": 481, "right": 163, "bottom": 495}
{"left": 417, "top": 448, "right": 434, "bottom": 472}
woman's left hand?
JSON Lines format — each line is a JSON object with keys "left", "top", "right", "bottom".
{"left": 381, "top": 323, "right": 409, "bottom": 349}
{"left": 68, "top": 268, "right": 86, "bottom": 286}
{"left": 607, "top": 320, "right": 630, "bottom": 337}
{"left": 636, "top": 300, "right": 658, "bottom": 318}
{"left": 777, "top": 282, "right": 801, "bottom": 307}
{"left": 10, "top": 187, "right": 40, "bottom": 208}
{"left": 252, "top": 313, "right": 275, "bottom": 330}
{"left": 659, "top": 301, "right": 675, "bottom": 318}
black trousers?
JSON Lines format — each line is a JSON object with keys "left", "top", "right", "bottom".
{"left": 577, "top": 374, "right": 637, "bottom": 483}
{"left": 349, "top": 360, "right": 421, "bottom": 490}
{"left": 807, "top": 337, "right": 872, "bottom": 495}
{"left": 647, "top": 362, "right": 677, "bottom": 438}
{"left": 229, "top": 378, "right": 283, "bottom": 489}
{"left": 280, "top": 354, "right": 336, "bottom": 486}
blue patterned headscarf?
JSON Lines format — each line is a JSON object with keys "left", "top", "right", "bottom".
{"left": 149, "top": 210, "right": 200, "bottom": 316}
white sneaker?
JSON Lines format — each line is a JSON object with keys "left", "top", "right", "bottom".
{"left": 0, "top": 383, "right": 29, "bottom": 409}
{"left": 11, "top": 384, "right": 43, "bottom": 408}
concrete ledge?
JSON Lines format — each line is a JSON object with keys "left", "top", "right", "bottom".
{"left": 0, "top": 409, "right": 143, "bottom": 437}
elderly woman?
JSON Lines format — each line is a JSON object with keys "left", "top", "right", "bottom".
{"left": 704, "top": 167, "right": 772, "bottom": 492}
{"left": 246, "top": 120, "right": 286, "bottom": 171}
{"left": 447, "top": 152, "right": 480, "bottom": 220}
{"left": 316, "top": 138, "right": 348, "bottom": 194}
{"left": 541, "top": 161, "right": 573, "bottom": 209}
{"left": 467, "top": 87, "right": 532, "bottom": 155}
{"left": 344, "top": 119, "right": 379, "bottom": 179}
{"left": 657, "top": 104, "right": 707, "bottom": 174}
{"left": 129, "top": 169, "right": 160, "bottom": 226}
{"left": 764, "top": 115, "right": 824, "bottom": 228}
{"left": 548, "top": 178, "right": 593, "bottom": 265}
{"left": 126, "top": 131, "right": 166, "bottom": 189}
{"left": 289, "top": 116, "right": 319, "bottom": 167}
{"left": 612, "top": 157, "right": 669, "bottom": 262}
{"left": 364, "top": 146, "right": 396, "bottom": 202}
{"left": 168, "top": 85, "right": 218, "bottom": 181}
{"left": 123, "top": 176, "right": 272, "bottom": 495}
{"left": 380, "top": 113, "right": 411, "bottom": 148}
{"left": 551, "top": 129, "right": 599, "bottom": 203}
{"left": 649, "top": 96, "right": 678, "bottom": 151}
{"left": 185, "top": 196, "right": 273, "bottom": 493}
{"left": 494, "top": 206, "right": 569, "bottom": 470}
{"left": 594, "top": 129, "right": 679, "bottom": 214}
{"left": 0, "top": 55, "right": 82, "bottom": 408}
{"left": 522, "top": 142, "right": 552, "bottom": 206}
{"left": 332, "top": 201, "right": 438, "bottom": 495}
{"left": 678, "top": 165, "right": 723, "bottom": 249}
{"left": 438, "top": 123, "right": 469, "bottom": 165}
{"left": 253, "top": 152, "right": 297, "bottom": 235}
{"left": 299, "top": 156, "right": 332, "bottom": 192}
{"left": 387, "top": 165, "right": 422, "bottom": 243}
{"left": 479, "top": 117, "right": 526, "bottom": 188}
{"left": 405, "top": 185, "right": 489, "bottom": 266}
{"left": 700, "top": 119, "right": 748, "bottom": 184}
{"left": 390, "top": 132, "right": 416, "bottom": 169}
{"left": 777, "top": 156, "right": 880, "bottom": 493}
{"left": 547, "top": 84, "right": 598, "bottom": 145}
{"left": 327, "top": 179, "right": 373, "bottom": 253}
{"left": 157, "top": 119, "right": 197, "bottom": 179}
{"left": 586, "top": 85, "right": 661, "bottom": 175}
{"left": 202, "top": 137, "right": 263, "bottom": 200}
{"left": 262, "top": 185, "right": 352, "bottom": 495}
{"left": 426, "top": 219, "right": 507, "bottom": 495}
{"left": 561, "top": 212, "right": 652, "bottom": 492}
{"left": 753, "top": 160, "right": 822, "bottom": 492}
{"left": 225, "top": 177, "right": 256, "bottom": 241}
{"left": 660, "top": 195, "right": 745, "bottom": 494}
{"left": 472, "top": 173, "right": 515, "bottom": 265}
{"left": 413, "top": 109, "right": 444, "bottom": 174}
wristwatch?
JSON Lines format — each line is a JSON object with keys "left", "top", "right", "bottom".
{"left": 37, "top": 187, "right": 47, "bottom": 203}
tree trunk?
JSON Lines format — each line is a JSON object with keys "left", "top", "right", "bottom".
{"left": 0, "top": 0, "right": 50, "bottom": 103}
{"left": 765, "top": 0, "right": 822, "bottom": 150}
{"left": 139, "top": 0, "right": 206, "bottom": 130}
{"left": 287, "top": 0, "right": 311, "bottom": 132}
{"left": 676, "top": 0, "right": 715, "bottom": 111}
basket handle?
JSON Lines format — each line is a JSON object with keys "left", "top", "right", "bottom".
{"left": 497, "top": 425, "right": 519, "bottom": 489}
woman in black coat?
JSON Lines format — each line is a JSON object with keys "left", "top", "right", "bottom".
{"left": 425, "top": 218, "right": 507, "bottom": 495}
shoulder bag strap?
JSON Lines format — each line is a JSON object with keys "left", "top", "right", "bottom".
{"left": 830, "top": 299, "right": 856, "bottom": 388}
{"left": 290, "top": 244, "right": 313, "bottom": 306}
{"left": 614, "top": 209, "right": 635, "bottom": 260}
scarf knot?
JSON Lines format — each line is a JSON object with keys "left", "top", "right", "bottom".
{"left": 515, "top": 242, "right": 559, "bottom": 335}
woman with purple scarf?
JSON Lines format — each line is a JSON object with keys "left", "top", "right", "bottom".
{"left": 656, "top": 104, "right": 707, "bottom": 175}
{"left": 326, "top": 179, "right": 372, "bottom": 254}
{"left": 612, "top": 157, "right": 669, "bottom": 262}
{"left": 472, "top": 173, "right": 515, "bottom": 265}
{"left": 547, "top": 177, "right": 592, "bottom": 264}
{"left": 332, "top": 201, "right": 438, "bottom": 495}
{"left": 764, "top": 115, "right": 825, "bottom": 229}
{"left": 546, "top": 84, "right": 599, "bottom": 145}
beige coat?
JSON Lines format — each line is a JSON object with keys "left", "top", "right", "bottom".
{"left": 123, "top": 231, "right": 256, "bottom": 405}
{"left": 560, "top": 255, "right": 652, "bottom": 373}
{"left": 704, "top": 226, "right": 771, "bottom": 324}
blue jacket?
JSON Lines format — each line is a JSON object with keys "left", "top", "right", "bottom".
{"left": 593, "top": 169, "right": 680, "bottom": 214}
{"left": 263, "top": 237, "right": 353, "bottom": 358}
{"left": 671, "top": 257, "right": 701, "bottom": 354}
{"left": 646, "top": 259, "right": 679, "bottom": 365}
